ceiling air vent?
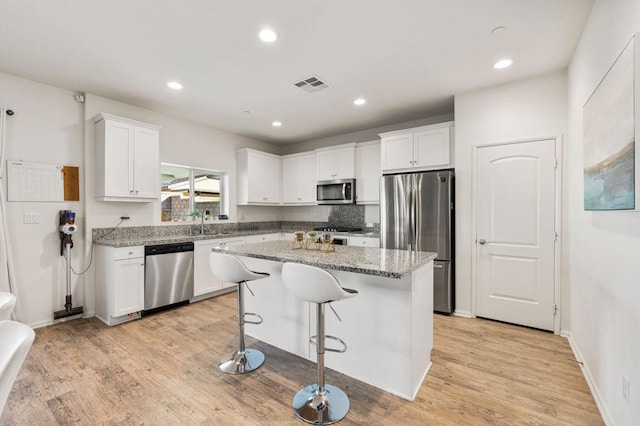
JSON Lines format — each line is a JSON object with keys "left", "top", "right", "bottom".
{"left": 294, "top": 75, "right": 329, "bottom": 93}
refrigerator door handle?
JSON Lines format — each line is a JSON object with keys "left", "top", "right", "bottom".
{"left": 409, "top": 174, "right": 417, "bottom": 251}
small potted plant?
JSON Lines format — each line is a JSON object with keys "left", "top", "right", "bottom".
{"left": 187, "top": 210, "right": 200, "bottom": 221}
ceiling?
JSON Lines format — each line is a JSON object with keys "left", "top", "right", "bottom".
{"left": 0, "top": 0, "right": 593, "bottom": 145}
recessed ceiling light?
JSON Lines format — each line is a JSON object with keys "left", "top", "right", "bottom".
{"left": 491, "top": 26, "right": 506, "bottom": 35}
{"left": 259, "top": 29, "right": 278, "bottom": 43}
{"left": 272, "top": 121, "right": 282, "bottom": 127}
{"left": 167, "top": 81, "right": 183, "bottom": 90}
{"left": 493, "top": 59, "right": 513, "bottom": 69}
{"left": 354, "top": 98, "right": 366, "bottom": 106}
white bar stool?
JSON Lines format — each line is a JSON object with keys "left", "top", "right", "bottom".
{"left": 209, "top": 253, "right": 269, "bottom": 374}
{"left": 281, "top": 262, "right": 358, "bottom": 425}
{"left": 0, "top": 320, "right": 35, "bottom": 414}
{"left": 0, "top": 292, "right": 17, "bottom": 321}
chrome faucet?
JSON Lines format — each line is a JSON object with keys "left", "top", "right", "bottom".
{"left": 199, "top": 212, "right": 204, "bottom": 234}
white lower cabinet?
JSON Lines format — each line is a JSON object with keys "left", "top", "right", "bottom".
{"left": 193, "top": 237, "right": 247, "bottom": 298}
{"left": 349, "top": 236, "right": 380, "bottom": 247}
{"left": 96, "top": 246, "right": 145, "bottom": 326}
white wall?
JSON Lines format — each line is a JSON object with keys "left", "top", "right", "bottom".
{"left": 453, "top": 71, "right": 568, "bottom": 318}
{"left": 567, "top": 1, "right": 640, "bottom": 424}
{"left": 0, "top": 74, "right": 278, "bottom": 327}
{"left": 280, "top": 113, "right": 454, "bottom": 155}
{"left": 0, "top": 72, "right": 85, "bottom": 327}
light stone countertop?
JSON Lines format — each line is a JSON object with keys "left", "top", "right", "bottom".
{"left": 213, "top": 240, "right": 436, "bottom": 279}
{"left": 93, "top": 230, "right": 380, "bottom": 248}
{"left": 93, "top": 230, "right": 283, "bottom": 247}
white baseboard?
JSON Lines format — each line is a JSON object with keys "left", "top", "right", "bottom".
{"left": 29, "top": 309, "right": 96, "bottom": 329}
{"left": 565, "top": 332, "right": 614, "bottom": 426}
{"left": 453, "top": 309, "right": 472, "bottom": 318}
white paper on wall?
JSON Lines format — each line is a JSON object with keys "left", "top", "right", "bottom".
{"left": 6, "top": 160, "right": 64, "bottom": 202}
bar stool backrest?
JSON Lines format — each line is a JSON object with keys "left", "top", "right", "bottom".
{"left": 0, "top": 293, "right": 16, "bottom": 321}
{"left": 0, "top": 320, "right": 35, "bottom": 414}
{"left": 209, "top": 253, "right": 266, "bottom": 283}
{"left": 282, "top": 262, "right": 357, "bottom": 304}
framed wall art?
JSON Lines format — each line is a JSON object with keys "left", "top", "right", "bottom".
{"left": 583, "top": 34, "right": 639, "bottom": 211}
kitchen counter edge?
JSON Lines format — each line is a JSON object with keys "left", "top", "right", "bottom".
{"left": 213, "top": 240, "right": 436, "bottom": 279}
{"left": 93, "top": 230, "right": 380, "bottom": 248}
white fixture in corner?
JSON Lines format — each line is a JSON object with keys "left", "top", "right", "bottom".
{"left": 259, "top": 29, "right": 278, "bottom": 43}
{"left": 167, "top": 81, "right": 183, "bottom": 90}
{"left": 493, "top": 59, "right": 513, "bottom": 69}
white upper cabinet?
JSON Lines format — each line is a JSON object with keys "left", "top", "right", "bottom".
{"left": 316, "top": 144, "right": 356, "bottom": 181}
{"left": 237, "top": 148, "right": 281, "bottom": 205}
{"left": 94, "top": 113, "right": 161, "bottom": 202}
{"left": 355, "top": 141, "right": 381, "bottom": 204}
{"left": 380, "top": 122, "right": 454, "bottom": 173}
{"left": 282, "top": 152, "right": 317, "bottom": 205}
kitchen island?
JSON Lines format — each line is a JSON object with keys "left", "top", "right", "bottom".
{"left": 212, "top": 240, "right": 436, "bottom": 401}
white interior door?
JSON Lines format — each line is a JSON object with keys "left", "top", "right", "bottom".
{"left": 475, "top": 139, "right": 557, "bottom": 331}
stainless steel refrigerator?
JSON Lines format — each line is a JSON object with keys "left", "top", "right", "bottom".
{"left": 380, "top": 170, "right": 454, "bottom": 314}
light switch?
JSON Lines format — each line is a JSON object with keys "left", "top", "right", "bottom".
{"left": 23, "top": 212, "right": 39, "bottom": 224}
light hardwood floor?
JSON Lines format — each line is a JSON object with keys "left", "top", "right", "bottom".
{"left": 1, "top": 293, "right": 602, "bottom": 425}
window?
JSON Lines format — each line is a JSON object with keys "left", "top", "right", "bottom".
{"left": 160, "top": 163, "right": 228, "bottom": 222}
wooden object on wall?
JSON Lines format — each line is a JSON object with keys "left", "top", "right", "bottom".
{"left": 62, "top": 166, "right": 79, "bottom": 201}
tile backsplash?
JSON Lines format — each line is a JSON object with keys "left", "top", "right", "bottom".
{"left": 328, "top": 204, "right": 365, "bottom": 228}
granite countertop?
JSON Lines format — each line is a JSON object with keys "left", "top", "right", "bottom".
{"left": 213, "top": 240, "right": 436, "bottom": 279}
{"left": 94, "top": 229, "right": 380, "bottom": 248}
{"left": 94, "top": 229, "right": 282, "bottom": 247}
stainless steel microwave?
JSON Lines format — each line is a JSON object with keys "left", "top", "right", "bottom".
{"left": 316, "top": 179, "right": 356, "bottom": 205}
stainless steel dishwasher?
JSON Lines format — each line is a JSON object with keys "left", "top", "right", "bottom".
{"left": 144, "top": 242, "right": 194, "bottom": 313}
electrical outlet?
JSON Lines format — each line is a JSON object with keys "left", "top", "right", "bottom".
{"left": 23, "top": 212, "right": 39, "bottom": 224}
{"left": 366, "top": 222, "right": 374, "bottom": 228}
{"left": 623, "top": 376, "right": 630, "bottom": 403}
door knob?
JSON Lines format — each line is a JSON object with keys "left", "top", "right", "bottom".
{"left": 478, "top": 239, "right": 490, "bottom": 245}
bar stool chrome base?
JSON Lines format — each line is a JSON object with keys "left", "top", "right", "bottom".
{"left": 292, "top": 384, "right": 350, "bottom": 425}
{"left": 219, "top": 348, "right": 265, "bottom": 374}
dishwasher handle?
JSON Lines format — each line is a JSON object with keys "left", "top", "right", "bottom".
{"left": 145, "top": 242, "right": 194, "bottom": 255}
